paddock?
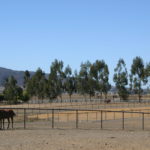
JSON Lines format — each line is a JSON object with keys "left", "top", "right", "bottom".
{"left": 1, "top": 101, "right": 150, "bottom": 131}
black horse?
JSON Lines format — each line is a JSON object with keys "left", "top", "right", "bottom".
{"left": 0, "top": 109, "right": 16, "bottom": 129}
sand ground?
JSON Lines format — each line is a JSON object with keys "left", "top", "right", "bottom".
{"left": 0, "top": 129, "right": 150, "bottom": 150}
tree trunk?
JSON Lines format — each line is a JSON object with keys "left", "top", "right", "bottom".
{"left": 138, "top": 92, "right": 141, "bottom": 103}
{"left": 69, "top": 94, "right": 72, "bottom": 103}
{"left": 89, "top": 94, "right": 91, "bottom": 102}
{"left": 105, "top": 93, "right": 107, "bottom": 100}
{"left": 59, "top": 95, "right": 62, "bottom": 103}
{"left": 138, "top": 82, "right": 141, "bottom": 103}
{"left": 84, "top": 94, "right": 87, "bottom": 102}
{"left": 119, "top": 95, "right": 121, "bottom": 102}
{"left": 100, "top": 92, "right": 102, "bottom": 100}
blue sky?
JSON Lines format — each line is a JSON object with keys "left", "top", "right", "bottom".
{"left": 0, "top": 0, "right": 150, "bottom": 83}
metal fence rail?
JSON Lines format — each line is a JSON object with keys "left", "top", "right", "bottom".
{"left": 1, "top": 107, "right": 150, "bottom": 131}
{"left": 1, "top": 101, "right": 150, "bottom": 110}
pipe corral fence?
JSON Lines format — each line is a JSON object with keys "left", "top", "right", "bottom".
{"left": 1, "top": 107, "right": 150, "bottom": 131}
{"left": 1, "top": 100, "right": 150, "bottom": 110}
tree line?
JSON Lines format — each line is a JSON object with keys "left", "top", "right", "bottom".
{"left": 1, "top": 56, "right": 150, "bottom": 104}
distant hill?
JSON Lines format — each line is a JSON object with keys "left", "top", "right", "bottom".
{"left": 0, "top": 67, "right": 35, "bottom": 87}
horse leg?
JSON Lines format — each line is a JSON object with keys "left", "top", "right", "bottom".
{"left": 3, "top": 119, "right": 5, "bottom": 129}
{"left": 1, "top": 119, "right": 4, "bottom": 129}
{"left": 7, "top": 118, "right": 10, "bottom": 129}
{"left": 11, "top": 117, "right": 13, "bottom": 129}
{"left": 0, "top": 119, "right": 2, "bottom": 130}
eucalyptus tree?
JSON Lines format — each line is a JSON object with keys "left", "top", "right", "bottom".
{"left": 131, "top": 57, "right": 147, "bottom": 102}
{"left": 78, "top": 61, "right": 90, "bottom": 101}
{"left": 101, "top": 64, "right": 111, "bottom": 99}
{"left": 113, "top": 59, "right": 129, "bottom": 100}
{"left": 23, "top": 70, "right": 31, "bottom": 102}
{"left": 26, "top": 76, "right": 36, "bottom": 98}
{"left": 24, "top": 70, "right": 30, "bottom": 88}
{"left": 47, "top": 73, "right": 58, "bottom": 101}
{"left": 48, "top": 59, "right": 65, "bottom": 102}
{"left": 87, "top": 74, "right": 96, "bottom": 101}
{"left": 64, "top": 65, "right": 76, "bottom": 102}
{"left": 78, "top": 61, "right": 95, "bottom": 101}
{"left": 26, "top": 68, "right": 47, "bottom": 102}
{"left": 3, "top": 76, "right": 23, "bottom": 104}
{"left": 129, "top": 74, "right": 133, "bottom": 94}
{"left": 145, "top": 62, "right": 150, "bottom": 83}
{"left": 73, "top": 70, "right": 78, "bottom": 93}
{"left": 90, "top": 60, "right": 111, "bottom": 100}
{"left": 37, "top": 71, "right": 47, "bottom": 101}
{"left": 144, "top": 62, "right": 150, "bottom": 94}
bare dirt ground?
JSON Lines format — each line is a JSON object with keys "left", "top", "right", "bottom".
{"left": 0, "top": 129, "right": 150, "bottom": 150}
{"left": 1, "top": 100, "right": 150, "bottom": 150}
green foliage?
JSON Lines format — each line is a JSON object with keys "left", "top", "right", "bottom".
{"left": 78, "top": 61, "right": 90, "bottom": 95}
{"left": 129, "top": 74, "right": 133, "bottom": 93}
{"left": 91, "top": 60, "right": 111, "bottom": 99}
{"left": 118, "top": 87, "right": 129, "bottom": 100}
{"left": 100, "top": 64, "right": 111, "bottom": 98}
{"left": 16, "top": 86, "right": 23, "bottom": 100}
{"left": 22, "top": 91, "right": 30, "bottom": 102}
{"left": 77, "top": 61, "right": 95, "bottom": 101}
{"left": 4, "top": 57, "right": 150, "bottom": 104}
{"left": 145, "top": 63, "right": 150, "bottom": 82}
{"left": 47, "top": 59, "right": 65, "bottom": 102}
{"left": 26, "top": 68, "right": 47, "bottom": 100}
{"left": 0, "top": 94, "right": 4, "bottom": 101}
{"left": 113, "top": 59, "right": 129, "bottom": 100}
{"left": 3, "top": 76, "right": 23, "bottom": 104}
{"left": 24, "top": 70, "right": 30, "bottom": 88}
{"left": 131, "top": 57, "right": 147, "bottom": 102}
{"left": 64, "top": 65, "right": 76, "bottom": 102}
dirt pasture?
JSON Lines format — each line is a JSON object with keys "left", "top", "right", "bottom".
{"left": 1, "top": 102, "right": 150, "bottom": 150}
{"left": 10, "top": 105, "right": 150, "bottom": 131}
{"left": 2, "top": 101, "right": 150, "bottom": 131}
{"left": 1, "top": 129, "right": 150, "bottom": 150}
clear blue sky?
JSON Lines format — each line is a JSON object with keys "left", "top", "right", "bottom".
{"left": 0, "top": 0, "right": 150, "bottom": 83}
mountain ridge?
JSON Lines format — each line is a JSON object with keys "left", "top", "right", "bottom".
{"left": 0, "top": 67, "right": 35, "bottom": 87}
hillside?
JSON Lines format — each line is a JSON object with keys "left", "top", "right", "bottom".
{"left": 0, "top": 67, "right": 34, "bottom": 87}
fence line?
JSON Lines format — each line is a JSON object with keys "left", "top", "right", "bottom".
{"left": 0, "top": 107, "right": 150, "bottom": 130}
{"left": 1, "top": 100, "right": 150, "bottom": 110}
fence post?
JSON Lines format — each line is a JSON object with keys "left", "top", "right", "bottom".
{"left": 142, "top": 113, "right": 144, "bottom": 130}
{"left": 87, "top": 112, "right": 88, "bottom": 122}
{"left": 101, "top": 110, "right": 103, "bottom": 129}
{"left": 24, "top": 108, "right": 26, "bottom": 129}
{"left": 122, "top": 111, "right": 124, "bottom": 130}
{"left": 58, "top": 110, "right": 60, "bottom": 122}
{"left": 76, "top": 110, "right": 78, "bottom": 129}
{"left": 52, "top": 109, "right": 54, "bottom": 129}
